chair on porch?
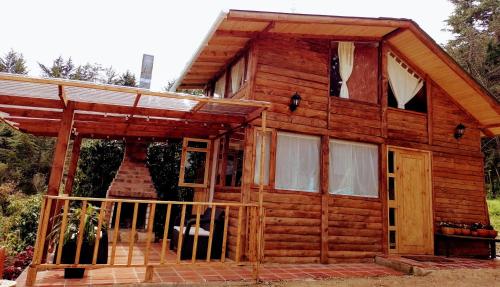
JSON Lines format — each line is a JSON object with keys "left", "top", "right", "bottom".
{"left": 170, "top": 207, "right": 225, "bottom": 260}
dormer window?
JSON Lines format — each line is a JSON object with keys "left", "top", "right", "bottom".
{"left": 387, "top": 52, "right": 427, "bottom": 112}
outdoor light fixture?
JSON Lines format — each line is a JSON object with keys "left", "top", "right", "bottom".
{"left": 454, "top": 123, "right": 466, "bottom": 139}
{"left": 289, "top": 92, "right": 301, "bottom": 112}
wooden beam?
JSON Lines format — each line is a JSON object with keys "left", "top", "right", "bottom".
{"left": 47, "top": 101, "right": 75, "bottom": 195}
{"left": 426, "top": 78, "right": 433, "bottom": 145}
{"left": 63, "top": 136, "right": 82, "bottom": 195}
{"left": 320, "top": 135, "right": 329, "bottom": 264}
{"left": 0, "top": 95, "right": 63, "bottom": 109}
{"left": 58, "top": 85, "right": 67, "bottom": 107}
{"left": 0, "top": 106, "right": 61, "bottom": 119}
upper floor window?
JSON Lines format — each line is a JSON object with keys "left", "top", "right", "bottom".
{"left": 211, "top": 54, "right": 248, "bottom": 99}
{"left": 213, "top": 72, "right": 226, "bottom": 99}
{"left": 387, "top": 52, "right": 427, "bottom": 112}
{"left": 330, "top": 42, "right": 379, "bottom": 103}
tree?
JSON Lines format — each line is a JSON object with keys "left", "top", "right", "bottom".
{"left": 113, "top": 70, "right": 136, "bottom": 87}
{"left": 38, "top": 56, "right": 103, "bottom": 82}
{"left": 446, "top": 0, "right": 500, "bottom": 198}
{"left": 445, "top": 0, "right": 500, "bottom": 99}
{"left": 0, "top": 50, "right": 28, "bottom": 74}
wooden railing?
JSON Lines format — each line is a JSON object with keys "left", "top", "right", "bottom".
{"left": 26, "top": 195, "right": 262, "bottom": 285}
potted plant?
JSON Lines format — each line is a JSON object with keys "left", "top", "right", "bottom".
{"left": 474, "top": 223, "right": 490, "bottom": 237}
{"left": 461, "top": 224, "right": 471, "bottom": 236}
{"left": 470, "top": 222, "right": 480, "bottom": 236}
{"left": 440, "top": 222, "right": 455, "bottom": 235}
{"left": 484, "top": 224, "right": 498, "bottom": 238}
{"left": 48, "top": 203, "right": 108, "bottom": 278}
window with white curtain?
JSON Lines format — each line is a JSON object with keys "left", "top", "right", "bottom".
{"left": 275, "top": 132, "right": 320, "bottom": 192}
{"left": 213, "top": 73, "right": 226, "bottom": 98}
{"left": 231, "top": 58, "right": 246, "bottom": 94}
{"left": 329, "top": 139, "right": 378, "bottom": 197}
{"left": 253, "top": 130, "right": 271, "bottom": 185}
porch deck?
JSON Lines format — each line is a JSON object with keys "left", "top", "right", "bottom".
{"left": 17, "top": 243, "right": 402, "bottom": 286}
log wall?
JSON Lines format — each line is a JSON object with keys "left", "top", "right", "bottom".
{"left": 210, "top": 34, "right": 490, "bottom": 262}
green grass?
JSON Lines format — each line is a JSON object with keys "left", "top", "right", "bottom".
{"left": 487, "top": 198, "right": 500, "bottom": 230}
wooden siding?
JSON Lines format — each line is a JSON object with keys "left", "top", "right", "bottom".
{"left": 328, "top": 196, "right": 383, "bottom": 263}
{"left": 212, "top": 36, "right": 490, "bottom": 262}
{"left": 347, "top": 44, "right": 379, "bottom": 104}
{"left": 213, "top": 186, "right": 241, "bottom": 260}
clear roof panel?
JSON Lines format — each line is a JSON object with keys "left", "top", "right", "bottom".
{"left": 0, "top": 80, "right": 59, "bottom": 100}
{"left": 66, "top": 86, "right": 136, "bottom": 106}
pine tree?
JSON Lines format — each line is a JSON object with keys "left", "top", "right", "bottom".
{"left": 0, "top": 50, "right": 28, "bottom": 74}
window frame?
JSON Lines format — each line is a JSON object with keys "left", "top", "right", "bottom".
{"left": 178, "top": 137, "right": 212, "bottom": 188}
{"left": 252, "top": 127, "right": 276, "bottom": 188}
{"left": 328, "top": 139, "right": 380, "bottom": 198}
{"left": 274, "top": 131, "right": 321, "bottom": 193}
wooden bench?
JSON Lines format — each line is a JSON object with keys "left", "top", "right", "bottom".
{"left": 435, "top": 233, "right": 500, "bottom": 259}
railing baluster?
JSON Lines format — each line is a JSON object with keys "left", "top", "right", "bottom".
{"left": 110, "top": 201, "right": 121, "bottom": 265}
{"left": 235, "top": 206, "right": 243, "bottom": 264}
{"left": 127, "top": 202, "right": 139, "bottom": 266}
{"left": 221, "top": 206, "right": 230, "bottom": 263}
{"left": 191, "top": 205, "right": 201, "bottom": 263}
{"left": 144, "top": 203, "right": 156, "bottom": 265}
{"left": 176, "top": 204, "right": 186, "bottom": 264}
{"left": 37, "top": 197, "right": 52, "bottom": 264}
{"left": 55, "top": 199, "right": 70, "bottom": 265}
{"left": 160, "top": 203, "right": 172, "bottom": 264}
{"left": 31, "top": 196, "right": 47, "bottom": 265}
{"left": 92, "top": 201, "right": 107, "bottom": 265}
{"left": 74, "top": 200, "right": 87, "bottom": 265}
{"left": 206, "top": 206, "right": 216, "bottom": 262}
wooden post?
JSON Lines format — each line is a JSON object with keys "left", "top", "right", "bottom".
{"left": 380, "top": 43, "right": 388, "bottom": 138}
{"left": 64, "top": 135, "right": 82, "bottom": 195}
{"left": 48, "top": 101, "right": 75, "bottom": 195}
{"left": 426, "top": 78, "right": 433, "bottom": 145}
{"left": 255, "top": 110, "right": 266, "bottom": 282}
{"left": 380, "top": 143, "right": 389, "bottom": 254}
{"left": 160, "top": 204, "right": 172, "bottom": 264}
{"left": 320, "top": 135, "right": 329, "bottom": 264}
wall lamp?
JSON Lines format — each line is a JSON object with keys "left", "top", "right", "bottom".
{"left": 454, "top": 123, "right": 466, "bottom": 140}
{"left": 289, "top": 92, "right": 301, "bottom": 112}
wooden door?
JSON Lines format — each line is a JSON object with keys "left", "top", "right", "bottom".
{"left": 387, "top": 147, "right": 433, "bottom": 254}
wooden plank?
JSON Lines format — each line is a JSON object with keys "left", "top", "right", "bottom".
{"left": 63, "top": 136, "right": 82, "bottom": 195}
{"left": 92, "top": 201, "right": 107, "bottom": 265}
{"left": 192, "top": 205, "right": 202, "bottom": 263}
{"left": 74, "top": 200, "right": 87, "bottom": 264}
{"left": 320, "top": 135, "right": 329, "bottom": 263}
{"left": 144, "top": 203, "right": 156, "bottom": 265}
{"left": 47, "top": 101, "right": 75, "bottom": 195}
{"left": 110, "top": 201, "right": 121, "bottom": 265}
{"left": 221, "top": 206, "right": 230, "bottom": 262}
{"left": 160, "top": 204, "right": 172, "bottom": 264}
{"left": 235, "top": 206, "right": 243, "bottom": 263}
{"left": 176, "top": 205, "right": 187, "bottom": 264}
{"left": 206, "top": 206, "right": 216, "bottom": 262}
{"left": 55, "top": 199, "right": 69, "bottom": 265}
{"left": 127, "top": 202, "right": 139, "bottom": 266}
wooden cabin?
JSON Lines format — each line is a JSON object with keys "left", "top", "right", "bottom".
{"left": 1, "top": 11, "right": 499, "bottom": 284}
{"left": 172, "top": 10, "right": 500, "bottom": 263}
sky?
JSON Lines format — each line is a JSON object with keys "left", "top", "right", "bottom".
{"left": 0, "top": 0, "right": 455, "bottom": 91}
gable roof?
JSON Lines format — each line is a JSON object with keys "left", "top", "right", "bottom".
{"left": 173, "top": 10, "right": 500, "bottom": 136}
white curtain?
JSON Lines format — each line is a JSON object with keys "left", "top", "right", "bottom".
{"left": 387, "top": 53, "right": 424, "bottom": 109}
{"left": 231, "top": 58, "right": 245, "bottom": 94}
{"left": 214, "top": 73, "right": 226, "bottom": 98}
{"left": 338, "top": 42, "right": 355, "bottom": 99}
{"left": 329, "top": 140, "right": 378, "bottom": 197}
{"left": 253, "top": 131, "right": 271, "bottom": 185}
{"left": 275, "top": 132, "right": 320, "bottom": 192}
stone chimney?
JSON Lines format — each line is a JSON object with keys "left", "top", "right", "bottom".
{"left": 106, "top": 140, "right": 157, "bottom": 200}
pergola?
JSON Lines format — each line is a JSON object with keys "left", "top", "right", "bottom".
{"left": 0, "top": 72, "right": 271, "bottom": 196}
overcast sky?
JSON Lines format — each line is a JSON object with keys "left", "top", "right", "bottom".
{"left": 1, "top": 0, "right": 455, "bottom": 90}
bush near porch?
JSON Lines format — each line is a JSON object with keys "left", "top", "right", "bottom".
{"left": 487, "top": 198, "right": 500, "bottom": 232}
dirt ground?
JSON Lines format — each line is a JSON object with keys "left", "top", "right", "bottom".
{"left": 254, "top": 268, "right": 500, "bottom": 287}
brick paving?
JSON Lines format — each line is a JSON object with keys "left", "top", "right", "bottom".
{"left": 16, "top": 243, "right": 402, "bottom": 286}
{"left": 381, "top": 255, "right": 500, "bottom": 271}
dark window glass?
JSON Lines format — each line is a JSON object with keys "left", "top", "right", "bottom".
{"left": 388, "top": 151, "right": 394, "bottom": 173}
{"left": 330, "top": 50, "right": 342, "bottom": 97}
{"left": 389, "top": 208, "right": 396, "bottom": 226}
{"left": 388, "top": 177, "right": 395, "bottom": 200}
{"left": 389, "top": 230, "right": 396, "bottom": 249}
{"left": 388, "top": 82, "right": 427, "bottom": 112}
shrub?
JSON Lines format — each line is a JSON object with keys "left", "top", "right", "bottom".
{"left": 3, "top": 246, "right": 34, "bottom": 280}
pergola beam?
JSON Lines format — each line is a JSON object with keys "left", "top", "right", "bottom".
{"left": 47, "top": 101, "right": 75, "bottom": 195}
{"left": 58, "top": 85, "right": 68, "bottom": 107}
